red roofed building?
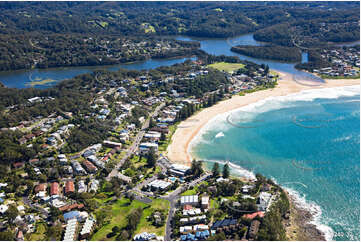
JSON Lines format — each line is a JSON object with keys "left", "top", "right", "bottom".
{"left": 65, "top": 180, "right": 75, "bottom": 195}
{"left": 183, "top": 204, "right": 193, "bottom": 210}
{"left": 34, "top": 183, "right": 47, "bottom": 193}
{"left": 24, "top": 133, "right": 35, "bottom": 140}
{"left": 33, "top": 130, "right": 44, "bottom": 137}
{"left": 50, "top": 182, "right": 60, "bottom": 196}
{"left": 59, "top": 203, "right": 84, "bottom": 212}
{"left": 29, "top": 158, "right": 39, "bottom": 164}
{"left": 13, "top": 162, "right": 25, "bottom": 169}
{"left": 82, "top": 160, "right": 97, "bottom": 173}
{"left": 102, "top": 155, "right": 109, "bottom": 162}
{"left": 243, "top": 211, "right": 265, "bottom": 220}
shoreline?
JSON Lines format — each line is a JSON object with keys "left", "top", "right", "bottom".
{"left": 166, "top": 72, "right": 359, "bottom": 165}
{"left": 284, "top": 190, "right": 327, "bottom": 241}
{"left": 166, "top": 72, "right": 359, "bottom": 241}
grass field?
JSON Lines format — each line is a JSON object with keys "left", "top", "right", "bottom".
{"left": 207, "top": 62, "right": 245, "bottom": 73}
{"left": 91, "top": 198, "right": 170, "bottom": 240}
{"left": 91, "top": 198, "right": 147, "bottom": 241}
{"left": 28, "top": 223, "right": 46, "bottom": 240}
{"left": 158, "top": 122, "right": 179, "bottom": 152}
{"left": 134, "top": 199, "right": 170, "bottom": 236}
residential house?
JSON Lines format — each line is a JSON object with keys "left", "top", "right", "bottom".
{"left": 257, "top": 192, "right": 272, "bottom": 211}
{"left": 139, "top": 142, "right": 158, "bottom": 154}
{"left": 243, "top": 211, "right": 265, "bottom": 220}
{"left": 89, "top": 180, "right": 99, "bottom": 192}
{"left": 82, "top": 160, "right": 97, "bottom": 173}
{"left": 50, "top": 182, "right": 60, "bottom": 196}
{"left": 65, "top": 181, "right": 75, "bottom": 195}
{"left": 63, "top": 218, "right": 78, "bottom": 241}
{"left": 247, "top": 220, "right": 261, "bottom": 240}
{"left": 181, "top": 195, "right": 199, "bottom": 207}
{"left": 13, "top": 162, "right": 25, "bottom": 169}
{"left": 78, "top": 180, "right": 87, "bottom": 193}
{"left": 211, "top": 219, "right": 238, "bottom": 233}
{"left": 201, "top": 195, "right": 210, "bottom": 209}
{"left": 103, "top": 140, "right": 122, "bottom": 148}
{"left": 71, "top": 161, "right": 86, "bottom": 175}
{"left": 34, "top": 184, "right": 47, "bottom": 193}
{"left": 79, "top": 217, "right": 96, "bottom": 239}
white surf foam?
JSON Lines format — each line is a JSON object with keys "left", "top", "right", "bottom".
{"left": 333, "top": 134, "right": 353, "bottom": 142}
{"left": 215, "top": 132, "right": 225, "bottom": 138}
{"left": 190, "top": 85, "right": 360, "bottom": 152}
{"left": 284, "top": 187, "right": 334, "bottom": 241}
{"left": 203, "top": 159, "right": 257, "bottom": 180}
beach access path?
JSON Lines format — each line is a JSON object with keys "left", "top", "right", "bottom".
{"left": 166, "top": 73, "right": 359, "bottom": 165}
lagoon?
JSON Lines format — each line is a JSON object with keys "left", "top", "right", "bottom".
{"left": 0, "top": 33, "right": 323, "bottom": 89}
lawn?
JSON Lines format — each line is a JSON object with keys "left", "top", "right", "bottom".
{"left": 181, "top": 181, "right": 208, "bottom": 196}
{"left": 207, "top": 62, "right": 245, "bottom": 73}
{"left": 91, "top": 198, "right": 170, "bottom": 240}
{"left": 181, "top": 187, "right": 198, "bottom": 196}
{"left": 158, "top": 122, "right": 180, "bottom": 153}
{"left": 91, "top": 198, "right": 148, "bottom": 241}
{"left": 29, "top": 223, "right": 46, "bottom": 241}
{"left": 141, "top": 23, "right": 156, "bottom": 33}
{"left": 135, "top": 199, "right": 170, "bottom": 236}
{"left": 99, "top": 21, "right": 109, "bottom": 28}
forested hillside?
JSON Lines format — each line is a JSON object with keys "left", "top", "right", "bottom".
{"left": 0, "top": 1, "right": 359, "bottom": 71}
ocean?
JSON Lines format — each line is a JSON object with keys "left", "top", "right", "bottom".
{"left": 191, "top": 85, "right": 360, "bottom": 241}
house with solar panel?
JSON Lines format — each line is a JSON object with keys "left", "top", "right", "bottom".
{"left": 211, "top": 218, "right": 239, "bottom": 234}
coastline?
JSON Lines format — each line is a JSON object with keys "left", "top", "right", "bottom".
{"left": 166, "top": 72, "right": 359, "bottom": 165}
{"left": 284, "top": 190, "right": 327, "bottom": 241}
{"left": 166, "top": 72, "right": 359, "bottom": 241}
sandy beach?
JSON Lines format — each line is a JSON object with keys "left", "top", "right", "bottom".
{"left": 166, "top": 72, "right": 359, "bottom": 166}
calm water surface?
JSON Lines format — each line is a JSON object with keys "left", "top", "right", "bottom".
{"left": 0, "top": 34, "right": 323, "bottom": 88}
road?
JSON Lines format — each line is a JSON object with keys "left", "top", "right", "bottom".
{"left": 163, "top": 172, "right": 211, "bottom": 240}
{"left": 106, "top": 103, "right": 165, "bottom": 181}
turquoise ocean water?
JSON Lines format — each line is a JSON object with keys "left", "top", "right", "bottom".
{"left": 191, "top": 85, "right": 360, "bottom": 241}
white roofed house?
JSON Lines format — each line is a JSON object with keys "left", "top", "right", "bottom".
{"left": 79, "top": 216, "right": 96, "bottom": 239}
{"left": 169, "top": 164, "right": 190, "bottom": 177}
{"left": 257, "top": 192, "right": 273, "bottom": 212}
{"left": 181, "top": 195, "right": 199, "bottom": 207}
{"left": 63, "top": 218, "right": 78, "bottom": 241}
{"left": 139, "top": 142, "right": 158, "bottom": 155}
{"left": 71, "top": 161, "right": 86, "bottom": 175}
{"left": 28, "top": 97, "right": 42, "bottom": 103}
{"left": 201, "top": 195, "right": 210, "bottom": 209}
{"left": 0, "top": 204, "right": 8, "bottom": 214}
{"left": 78, "top": 180, "right": 87, "bottom": 193}
{"left": 242, "top": 184, "right": 255, "bottom": 194}
{"left": 147, "top": 179, "right": 172, "bottom": 191}
{"left": 87, "top": 155, "right": 105, "bottom": 169}
{"left": 144, "top": 131, "right": 161, "bottom": 142}
{"left": 89, "top": 180, "right": 100, "bottom": 192}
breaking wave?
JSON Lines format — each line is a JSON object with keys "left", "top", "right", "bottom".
{"left": 284, "top": 187, "right": 334, "bottom": 241}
